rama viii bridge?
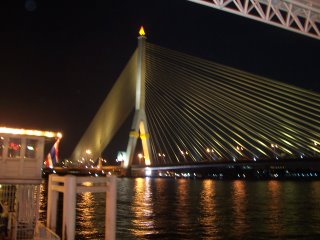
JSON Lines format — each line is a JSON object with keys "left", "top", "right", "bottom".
{"left": 70, "top": 25, "right": 320, "bottom": 173}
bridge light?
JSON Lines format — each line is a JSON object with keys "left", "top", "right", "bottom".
{"left": 139, "top": 26, "right": 146, "bottom": 36}
{"left": 145, "top": 159, "right": 151, "bottom": 165}
{"left": 145, "top": 167, "right": 152, "bottom": 176}
{"left": 271, "top": 144, "right": 278, "bottom": 148}
{"left": 85, "top": 149, "right": 92, "bottom": 155}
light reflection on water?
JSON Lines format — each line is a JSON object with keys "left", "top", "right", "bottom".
{"left": 76, "top": 192, "right": 99, "bottom": 238}
{"left": 40, "top": 179, "right": 320, "bottom": 239}
{"left": 175, "top": 179, "right": 191, "bottom": 235}
{"left": 232, "top": 180, "right": 249, "bottom": 237}
{"left": 199, "top": 180, "right": 217, "bottom": 239}
{"left": 267, "top": 180, "right": 282, "bottom": 236}
{"left": 130, "top": 177, "right": 158, "bottom": 238}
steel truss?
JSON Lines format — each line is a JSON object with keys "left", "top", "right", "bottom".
{"left": 188, "top": 0, "right": 320, "bottom": 40}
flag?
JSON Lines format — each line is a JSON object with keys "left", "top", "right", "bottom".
{"left": 44, "top": 138, "right": 60, "bottom": 168}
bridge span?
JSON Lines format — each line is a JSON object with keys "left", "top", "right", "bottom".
{"left": 131, "top": 158, "right": 320, "bottom": 179}
{"left": 45, "top": 158, "right": 320, "bottom": 180}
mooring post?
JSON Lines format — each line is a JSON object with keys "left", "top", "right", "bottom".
{"left": 47, "top": 174, "right": 58, "bottom": 232}
{"left": 105, "top": 176, "right": 117, "bottom": 240}
{"left": 62, "top": 175, "right": 76, "bottom": 240}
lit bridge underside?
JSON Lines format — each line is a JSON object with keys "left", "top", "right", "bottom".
{"left": 188, "top": 0, "right": 320, "bottom": 40}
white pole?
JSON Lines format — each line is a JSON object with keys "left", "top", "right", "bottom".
{"left": 62, "top": 175, "right": 76, "bottom": 240}
{"left": 105, "top": 176, "right": 116, "bottom": 240}
{"left": 47, "top": 174, "right": 58, "bottom": 232}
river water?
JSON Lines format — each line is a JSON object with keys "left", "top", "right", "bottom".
{"left": 40, "top": 178, "right": 320, "bottom": 239}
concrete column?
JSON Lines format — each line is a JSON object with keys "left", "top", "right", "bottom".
{"left": 124, "top": 28, "right": 153, "bottom": 170}
{"left": 47, "top": 174, "right": 58, "bottom": 232}
{"left": 135, "top": 33, "right": 146, "bottom": 110}
{"left": 139, "top": 116, "right": 152, "bottom": 166}
{"left": 124, "top": 129, "right": 139, "bottom": 169}
{"left": 62, "top": 175, "right": 76, "bottom": 240}
{"left": 105, "top": 176, "right": 116, "bottom": 240}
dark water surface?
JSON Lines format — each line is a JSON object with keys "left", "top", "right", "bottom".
{"left": 40, "top": 178, "right": 320, "bottom": 239}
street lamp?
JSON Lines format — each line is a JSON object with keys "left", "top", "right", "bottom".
{"left": 236, "top": 145, "right": 244, "bottom": 151}
{"left": 206, "top": 148, "right": 215, "bottom": 160}
{"left": 85, "top": 149, "right": 93, "bottom": 167}
{"left": 158, "top": 152, "right": 166, "bottom": 161}
{"left": 180, "top": 150, "right": 188, "bottom": 161}
{"left": 314, "top": 142, "right": 318, "bottom": 157}
{"left": 180, "top": 150, "right": 188, "bottom": 155}
{"left": 235, "top": 145, "right": 244, "bottom": 160}
{"left": 271, "top": 144, "right": 278, "bottom": 159}
{"left": 138, "top": 153, "right": 143, "bottom": 165}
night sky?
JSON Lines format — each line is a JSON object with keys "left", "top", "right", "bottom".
{"left": 0, "top": 0, "right": 319, "bottom": 159}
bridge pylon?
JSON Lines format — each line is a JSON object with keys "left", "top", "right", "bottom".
{"left": 122, "top": 27, "right": 152, "bottom": 170}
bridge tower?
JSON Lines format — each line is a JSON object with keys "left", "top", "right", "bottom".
{"left": 122, "top": 26, "right": 152, "bottom": 169}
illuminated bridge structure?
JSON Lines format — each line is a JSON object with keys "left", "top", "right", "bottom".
{"left": 188, "top": 0, "right": 320, "bottom": 40}
{"left": 70, "top": 28, "right": 320, "bottom": 175}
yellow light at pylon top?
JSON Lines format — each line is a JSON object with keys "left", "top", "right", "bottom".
{"left": 139, "top": 26, "right": 146, "bottom": 36}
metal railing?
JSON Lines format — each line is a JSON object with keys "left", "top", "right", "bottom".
{"left": 188, "top": 0, "right": 320, "bottom": 40}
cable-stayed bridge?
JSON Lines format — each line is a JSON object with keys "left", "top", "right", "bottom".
{"left": 69, "top": 27, "right": 320, "bottom": 176}
{"left": 145, "top": 43, "right": 320, "bottom": 164}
